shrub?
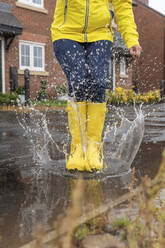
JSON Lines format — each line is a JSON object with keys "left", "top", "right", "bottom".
{"left": 106, "top": 88, "right": 161, "bottom": 105}
{"left": 15, "top": 85, "right": 25, "bottom": 95}
{"left": 37, "top": 80, "right": 48, "bottom": 101}
{"left": 0, "top": 92, "right": 18, "bottom": 105}
{"left": 55, "top": 84, "right": 68, "bottom": 97}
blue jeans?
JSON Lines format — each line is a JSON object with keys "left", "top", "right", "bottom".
{"left": 53, "top": 39, "right": 112, "bottom": 102}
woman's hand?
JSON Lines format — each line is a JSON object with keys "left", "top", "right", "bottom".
{"left": 129, "top": 45, "right": 142, "bottom": 58}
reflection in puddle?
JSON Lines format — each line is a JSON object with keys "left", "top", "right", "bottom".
{"left": 17, "top": 166, "right": 132, "bottom": 244}
{"left": 19, "top": 172, "right": 65, "bottom": 239}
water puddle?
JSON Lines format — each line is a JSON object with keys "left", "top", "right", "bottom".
{"left": 0, "top": 103, "right": 165, "bottom": 247}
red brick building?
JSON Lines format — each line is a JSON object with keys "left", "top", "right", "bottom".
{"left": 133, "top": 0, "right": 165, "bottom": 92}
{"left": 0, "top": 0, "right": 64, "bottom": 98}
{"left": 112, "top": 0, "right": 165, "bottom": 93}
{"left": 107, "top": 31, "right": 133, "bottom": 91}
{"left": 0, "top": 0, "right": 164, "bottom": 97}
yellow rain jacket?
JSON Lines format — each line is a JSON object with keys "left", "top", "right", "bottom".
{"left": 51, "top": 0, "right": 139, "bottom": 49}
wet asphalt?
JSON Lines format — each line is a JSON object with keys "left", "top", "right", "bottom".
{"left": 0, "top": 103, "right": 165, "bottom": 248}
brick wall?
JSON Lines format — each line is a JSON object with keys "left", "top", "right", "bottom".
{"left": 3, "top": 0, "right": 66, "bottom": 98}
{"left": 115, "top": 59, "right": 133, "bottom": 89}
{"left": 133, "top": 2, "right": 165, "bottom": 93}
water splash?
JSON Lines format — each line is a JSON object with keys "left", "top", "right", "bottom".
{"left": 16, "top": 106, "right": 56, "bottom": 166}
{"left": 16, "top": 103, "right": 144, "bottom": 177}
{"left": 103, "top": 104, "right": 145, "bottom": 175}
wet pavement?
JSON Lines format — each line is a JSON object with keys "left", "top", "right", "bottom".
{"left": 0, "top": 103, "right": 165, "bottom": 248}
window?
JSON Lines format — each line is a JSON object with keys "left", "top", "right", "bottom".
{"left": 18, "top": 0, "right": 44, "bottom": 8}
{"left": 109, "top": 59, "right": 112, "bottom": 75}
{"left": 19, "top": 41, "right": 45, "bottom": 71}
{"left": 120, "top": 57, "right": 126, "bottom": 75}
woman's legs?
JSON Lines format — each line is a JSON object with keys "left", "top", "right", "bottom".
{"left": 66, "top": 101, "right": 88, "bottom": 171}
{"left": 53, "top": 39, "right": 112, "bottom": 103}
{"left": 53, "top": 39, "right": 112, "bottom": 171}
{"left": 85, "top": 40, "right": 112, "bottom": 170}
{"left": 85, "top": 40, "right": 112, "bottom": 102}
{"left": 53, "top": 39, "right": 88, "bottom": 170}
{"left": 53, "top": 39, "right": 87, "bottom": 101}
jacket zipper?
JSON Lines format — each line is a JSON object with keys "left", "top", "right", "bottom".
{"left": 64, "top": 0, "right": 68, "bottom": 25}
{"left": 107, "top": 2, "right": 113, "bottom": 33}
{"left": 109, "top": 10, "right": 113, "bottom": 33}
{"left": 59, "top": 0, "right": 67, "bottom": 27}
{"left": 83, "top": 0, "right": 89, "bottom": 42}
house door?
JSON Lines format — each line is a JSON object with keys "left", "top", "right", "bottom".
{"left": 0, "top": 40, "right": 2, "bottom": 92}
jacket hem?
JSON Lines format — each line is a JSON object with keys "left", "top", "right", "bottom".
{"left": 52, "top": 32, "right": 114, "bottom": 44}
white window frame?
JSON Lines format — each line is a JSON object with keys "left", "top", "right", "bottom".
{"left": 19, "top": 41, "right": 45, "bottom": 72}
{"left": 108, "top": 57, "right": 115, "bottom": 91}
{"left": 120, "top": 57, "right": 126, "bottom": 75}
{"left": 113, "top": 57, "right": 116, "bottom": 90}
{"left": 18, "top": 0, "right": 44, "bottom": 9}
{"left": 109, "top": 58, "right": 112, "bottom": 75}
{"left": 0, "top": 37, "right": 5, "bottom": 93}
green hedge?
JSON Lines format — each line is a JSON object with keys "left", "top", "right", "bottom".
{"left": 0, "top": 92, "right": 18, "bottom": 105}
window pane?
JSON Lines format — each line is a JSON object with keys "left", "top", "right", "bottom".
{"left": 33, "top": 46, "right": 43, "bottom": 68}
{"left": 19, "top": 0, "right": 31, "bottom": 4}
{"left": 19, "top": 0, "right": 28, "bottom": 3}
{"left": 21, "top": 44, "right": 30, "bottom": 67}
{"left": 120, "top": 58, "right": 125, "bottom": 74}
{"left": 32, "top": 0, "right": 41, "bottom": 5}
{"left": 19, "top": 0, "right": 42, "bottom": 6}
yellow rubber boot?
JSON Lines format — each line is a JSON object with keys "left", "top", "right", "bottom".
{"left": 66, "top": 101, "right": 87, "bottom": 171}
{"left": 87, "top": 102, "right": 106, "bottom": 171}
